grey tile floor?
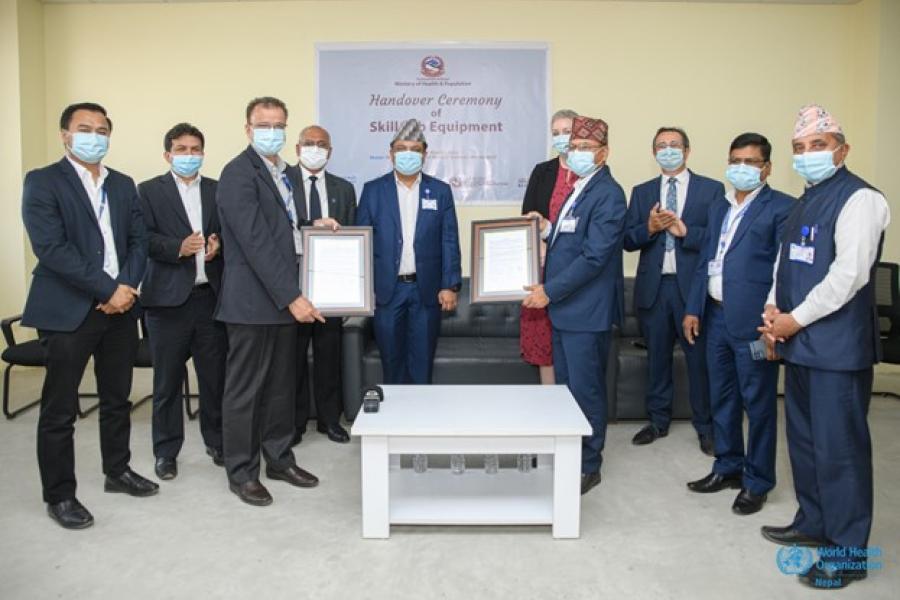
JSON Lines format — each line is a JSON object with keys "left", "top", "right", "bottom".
{"left": 0, "top": 364, "right": 898, "bottom": 600}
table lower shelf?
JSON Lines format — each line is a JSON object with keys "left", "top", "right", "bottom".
{"left": 389, "top": 467, "right": 554, "bottom": 525}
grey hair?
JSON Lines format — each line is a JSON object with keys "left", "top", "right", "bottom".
{"left": 551, "top": 109, "right": 578, "bottom": 124}
{"left": 832, "top": 132, "right": 846, "bottom": 145}
{"left": 298, "top": 124, "right": 331, "bottom": 143}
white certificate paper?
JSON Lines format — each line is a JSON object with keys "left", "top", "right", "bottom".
{"left": 481, "top": 228, "right": 530, "bottom": 295}
{"left": 309, "top": 237, "right": 364, "bottom": 307}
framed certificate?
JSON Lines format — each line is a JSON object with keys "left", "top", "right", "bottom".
{"left": 470, "top": 217, "right": 540, "bottom": 304}
{"left": 300, "top": 226, "right": 374, "bottom": 316}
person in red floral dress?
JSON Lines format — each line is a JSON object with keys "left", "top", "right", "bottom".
{"left": 520, "top": 109, "right": 578, "bottom": 384}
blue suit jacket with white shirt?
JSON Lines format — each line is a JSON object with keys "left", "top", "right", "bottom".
{"left": 544, "top": 165, "right": 626, "bottom": 333}
{"left": 356, "top": 172, "right": 462, "bottom": 307}
{"left": 22, "top": 158, "right": 147, "bottom": 332}
{"left": 624, "top": 171, "right": 725, "bottom": 310}
{"left": 685, "top": 184, "right": 795, "bottom": 340}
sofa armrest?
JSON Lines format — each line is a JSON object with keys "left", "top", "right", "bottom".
{"left": 341, "top": 316, "right": 372, "bottom": 421}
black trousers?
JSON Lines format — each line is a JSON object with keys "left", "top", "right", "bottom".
{"left": 222, "top": 323, "right": 296, "bottom": 484}
{"left": 145, "top": 286, "right": 226, "bottom": 459}
{"left": 37, "top": 311, "right": 138, "bottom": 504}
{"left": 295, "top": 317, "right": 343, "bottom": 430}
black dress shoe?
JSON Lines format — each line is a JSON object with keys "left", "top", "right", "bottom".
{"left": 580, "top": 472, "right": 601, "bottom": 495}
{"left": 47, "top": 498, "right": 94, "bottom": 530}
{"left": 266, "top": 465, "right": 319, "bottom": 488}
{"left": 732, "top": 489, "right": 767, "bottom": 515}
{"left": 799, "top": 561, "right": 867, "bottom": 589}
{"left": 206, "top": 447, "right": 224, "bottom": 467}
{"left": 632, "top": 424, "right": 668, "bottom": 446}
{"left": 229, "top": 480, "right": 273, "bottom": 506}
{"left": 317, "top": 422, "right": 350, "bottom": 443}
{"left": 104, "top": 468, "right": 160, "bottom": 497}
{"left": 699, "top": 434, "right": 714, "bottom": 456}
{"left": 154, "top": 458, "right": 177, "bottom": 480}
{"left": 761, "top": 524, "right": 826, "bottom": 547}
{"left": 687, "top": 472, "right": 742, "bottom": 493}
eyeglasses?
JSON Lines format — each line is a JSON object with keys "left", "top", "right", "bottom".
{"left": 654, "top": 141, "right": 684, "bottom": 151}
{"left": 728, "top": 158, "right": 767, "bottom": 166}
{"left": 300, "top": 141, "right": 330, "bottom": 149}
{"left": 567, "top": 144, "right": 604, "bottom": 153}
{"left": 251, "top": 123, "right": 287, "bottom": 130}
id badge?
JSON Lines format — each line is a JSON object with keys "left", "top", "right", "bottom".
{"left": 559, "top": 216, "right": 579, "bottom": 233}
{"left": 422, "top": 199, "right": 438, "bottom": 210}
{"left": 293, "top": 228, "right": 304, "bottom": 255}
{"left": 788, "top": 243, "right": 814, "bottom": 265}
{"left": 707, "top": 259, "right": 723, "bottom": 277}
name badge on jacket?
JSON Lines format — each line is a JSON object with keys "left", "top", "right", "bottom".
{"left": 707, "top": 259, "right": 723, "bottom": 276}
{"left": 559, "top": 216, "right": 579, "bottom": 234}
{"left": 293, "top": 228, "right": 303, "bottom": 256}
{"left": 422, "top": 198, "right": 438, "bottom": 211}
{"left": 789, "top": 243, "right": 814, "bottom": 265}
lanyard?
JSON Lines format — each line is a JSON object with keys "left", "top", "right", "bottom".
{"left": 96, "top": 186, "right": 108, "bottom": 222}
{"left": 716, "top": 201, "right": 751, "bottom": 257}
{"left": 279, "top": 173, "right": 297, "bottom": 225}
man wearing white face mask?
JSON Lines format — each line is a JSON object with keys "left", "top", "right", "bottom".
{"left": 22, "top": 102, "right": 155, "bottom": 529}
{"left": 681, "top": 133, "right": 794, "bottom": 516}
{"left": 138, "top": 123, "right": 226, "bottom": 480}
{"left": 289, "top": 125, "right": 356, "bottom": 445}
{"left": 356, "top": 118, "right": 462, "bottom": 385}
{"left": 624, "top": 127, "right": 725, "bottom": 456}
{"left": 758, "top": 105, "right": 890, "bottom": 590}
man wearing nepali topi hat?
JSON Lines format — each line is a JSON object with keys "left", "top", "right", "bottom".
{"left": 522, "top": 115, "right": 626, "bottom": 496}
{"left": 759, "top": 104, "right": 890, "bottom": 590}
{"left": 356, "top": 119, "right": 462, "bottom": 384}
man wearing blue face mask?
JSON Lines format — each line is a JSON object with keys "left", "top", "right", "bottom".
{"left": 624, "top": 127, "right": 724, "bottom": 455}
{"left": 682, "top": 133, "right": 794, "bottom": 516}
{"left": 22, "top": 102, "right": 155, "bottom": 529}
{"left": 356, "top": 118, "right": 462, "bottom": 384}
{"left": 523, "top": 115, "right": 626, "bottom": 496}
{"left": 759, "top": 105, "right": 890, "bottom": 590}
{"left": 137, "top": 123, "right": 226, "bottom": 481}
{"left": 216, "top": 97, "right": 338, "bottom": 506}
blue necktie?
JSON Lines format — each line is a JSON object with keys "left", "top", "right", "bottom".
{"left": 665, "top": 177, "right": 677, "bottom": 251}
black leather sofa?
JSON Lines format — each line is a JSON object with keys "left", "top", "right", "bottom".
{"left": 341, "top": 276, "right": 693, "bottom": 422}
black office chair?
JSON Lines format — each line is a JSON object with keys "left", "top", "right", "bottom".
{"left": 875, "top": 262, "right": 900, "bottom": 399}
{"left": 1, "top": 314, "right": 99, "bottom": 419}
{"left": 133, "top": 316, "right": 198, "bottom": 419}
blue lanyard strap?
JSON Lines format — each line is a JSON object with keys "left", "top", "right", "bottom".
{"left": 717, "top": 201, "right": 751, "bottom": 254}
{"left": 96, "top": 186, "right": 108, "bottom": 222}
{"left": 279, "top": 173, "right": 297, "bottom": 224}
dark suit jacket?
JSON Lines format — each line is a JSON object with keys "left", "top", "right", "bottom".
{"left": 137, "top": 173, "right": 222, "bottom": 307}
{"left": 215, "top": 146, "right": 309, "bottom": 325}
{"left": 22, "top": 157, "right": 147, "bottom": 332}
{"left": 623, "top": 170, "right": 725, "bottom": 310}
{"left": 544, "top": 166, "right": 626, "bottom": 333}
{"left": 521, "top": 158, "right": 564, "bottom": 217}
{"left": 356, "top": 172, "right": 462, "bottom": 307}
{"left": 286, "top": 167, "right": 357, "bottom": 226}
{"left": 685, "top": 184, "right": 795, "bottom": 340}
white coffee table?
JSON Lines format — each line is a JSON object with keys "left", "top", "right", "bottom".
{"left": 351, "top": 385, "right": 591, "bottom": 539}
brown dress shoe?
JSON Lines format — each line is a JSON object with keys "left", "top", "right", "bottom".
{"left": 266, "top": 465, "right": 319, "bottom": 488}
{"left": 229, "top": 480, "right": 273, "bottom": 506}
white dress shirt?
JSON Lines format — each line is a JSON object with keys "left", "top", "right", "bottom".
{"left": 299, "top": 165, "right": 329, "bottom": 220}
{"left": 66, "top": 155, "right": 119, "bottom": 279}
{"left": 172, "top": 172, "right": 207, "bottom": 285}
{"left": 766, "top": 185, "right": 891, "bottom": 327}
{"left": 660, "top": 168, "right": 691, "bottom": 274}
{"left": 708, "top": 185, "right": 763, "bottom": 301}
{"left": 255, "top": 149, "right": 295, "bottom": 225}
{"left": 396, "top": 174, "right": 421, "bottom": 275}
{"left": 548, "top": 166, "right": 602, "bottom": 245}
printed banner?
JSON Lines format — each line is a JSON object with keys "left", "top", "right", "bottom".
{"left": 316, "top": 43, "right": 549, "bottom": 205}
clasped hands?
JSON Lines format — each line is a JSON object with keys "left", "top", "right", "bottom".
{"left": 97, "top": 284, "right": 139, "bottom": 315}
{"left": 648, "top": 203, "right": 686, "bottom": 238}
{"left": 757, "top": 304, "right": 802, "bottom": 360}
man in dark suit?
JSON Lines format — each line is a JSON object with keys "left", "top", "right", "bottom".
{"left": 138, "top": 123, "right": 227, "bottom": 480}
{"left": 22, "top": 102, "right": 157, "bottom": 530}
{"left": 290, "top": 125, "right": 356, "bottom": 444}
{"left": 216, "top": 97, "right": 337, "bottom": 507}
{"left": 682, "top": 133, "right": 794, "bottom": 516}
{"left": 624, "top": 127, "right": 724, "bottom": 455}
{"left": 356, "top": 119, "right": 462, "bottom": 384}
{"left": 523, "top": 115, "right": 625, "bottom": 496}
